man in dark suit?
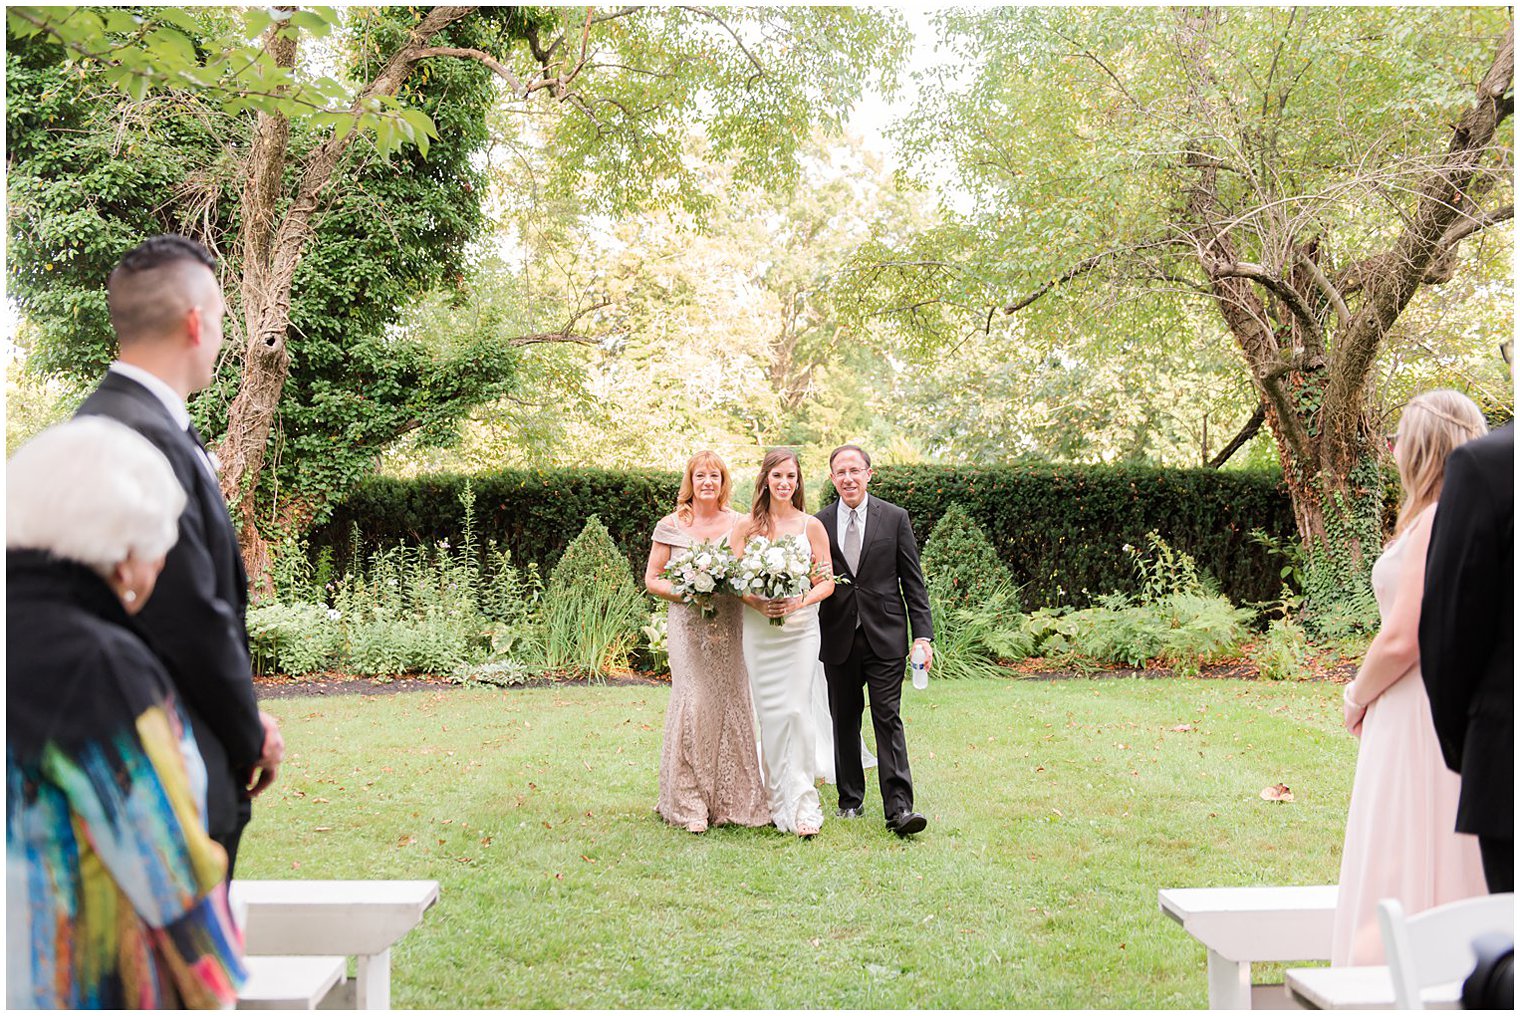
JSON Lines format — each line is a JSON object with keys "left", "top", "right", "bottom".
{"left": 76, "top": 235, "right": 282, "bottom": 877}
{"left": 1419, "top": 417, "right": 1513, "bottom": 893}
{"left": 816, "top": 444, "right": 934, "bottom": 837}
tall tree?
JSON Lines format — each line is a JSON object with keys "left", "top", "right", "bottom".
{"left": 848, "top": 7, "right": 1512, "bottom": 563}
{"left": 8, "top": 5, "right": 908, "bottom": 585}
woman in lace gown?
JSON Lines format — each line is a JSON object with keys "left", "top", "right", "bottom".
{"left": 1331, "top": 390, "right": 1490, "bottom": 966}
{"left": 729, "top": 448, "right": 836, "bottom": 838}
{"left": 645, "top": 452, "right": 769, "bottom": 833}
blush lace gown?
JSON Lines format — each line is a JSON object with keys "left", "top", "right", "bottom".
{"left": 653, "top": 518, "right": 769, "bottom": 832}
{"left": 1330, "top": 514, "right": 1487, "bottom": 966}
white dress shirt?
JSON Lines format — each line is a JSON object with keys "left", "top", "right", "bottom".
{"left": 108, "top": 361, "right": 218, "bottom": 481}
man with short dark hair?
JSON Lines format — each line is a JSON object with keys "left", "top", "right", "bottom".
{"left": 816, "top": 444, "right": 934, "bottom": 836}
{"left": 76, "top": 235, "right": 282, "bottom": 876}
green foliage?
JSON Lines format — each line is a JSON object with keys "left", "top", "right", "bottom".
{"left": 6, "top": 8, "right": 513, "bottom": 531}
{"left": 1302, "top": 459, "right": 1385, "bottom": 641}
{"left": 448, "top": 658, "right": 532, "bottom": 688}
{"left": 541, "top": 516, "right": 646, "bottom": 677}
{"left": 312, "top": 463, "right": 1302, "bottom": 611}
{"left": 930, "top": 591, "right": 1037, "bottom": 681}
{"left": 4, "top": 7, "right": 432, "bottom": 155}
{"left": 641, "top": 607, "right": 670, "bottom": 674}
{"left": 246, "top": 602, "right": 342, "bottom": 676}
{"left": 1250, "top": 617, "right": 1314, "bottom": 682}
{"left": 921, "top": 503, "right": 1019, "bottom": 612}
{"left": 1027, "top": 535, "right": 1253, "bottom": 675}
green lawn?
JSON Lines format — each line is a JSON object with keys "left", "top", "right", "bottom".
{"left": 240, "top": 678, "right": 1354, "bottom": 1008}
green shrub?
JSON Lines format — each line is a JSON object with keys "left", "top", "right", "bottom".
{"left": 1026, "top": 535, "right": 1252, "bottom": 675}
{"left": 309, "top": 463, "right": 1303, "bottom": 610}
{"left": 541, "top": 516, "right": 646, "bottom": 676}
{"left": 449, "top": 658, "right": 532, "bottom": 687}
{"left": 246, "top": 602, "right": 342, "bottom": 675}
{"left": 1250, "top": 617, "right": 1314, "bottom": 681}
{"left": 930, "top": 590, "right": 1038, "bottom": 681}
{"left": 921, "top": 502, "right": 1019, "bottom": 611}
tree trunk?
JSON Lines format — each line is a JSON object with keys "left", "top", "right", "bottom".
{"left": 215, "top": 6, "right": 479, "bottom": 598}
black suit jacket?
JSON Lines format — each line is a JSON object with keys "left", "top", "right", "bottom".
{"left": 816, "top": 496, "right": 934, "bottom": 665}
{"left": 1419, "top": 424, "right": 1513, "bottom": 839}
{"left": 76, "top": 371, "right": 263, "bottom": 838}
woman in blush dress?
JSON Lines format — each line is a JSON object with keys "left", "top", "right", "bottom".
{"left": 729, "top": 448, "right": 836, "bottom": 838}
{"left": 645, "top": 451, "right": 769, "bottom": 833}
{"left": 1331, "top": 389, "right": 1490, "bottom": 966}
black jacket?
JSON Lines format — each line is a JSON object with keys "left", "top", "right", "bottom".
{"left": 1419, "top": 424, "right": 1513, "bottom": 839}
{"left": 76, "top": 371, "right": 262, "bottom": 838}
{"left": 815, "top": 496, "right": 934, "bottom": 664}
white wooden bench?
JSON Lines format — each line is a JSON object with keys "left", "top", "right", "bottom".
{"left": 237, "top": 955, "right": 348, "bottom": 1010}
{"left": 1159, "top": 885, "right": 1339, "bottom": 1009}
{"left": 1283, "top": 965, "right": 1461, "bottom": 1009}
{"left": 231, "top": 879, "right": 441, "bottom": 1009}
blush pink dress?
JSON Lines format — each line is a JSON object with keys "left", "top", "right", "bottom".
{"left": 1330, "top": 513, "right": 1488, "bottom": 966}
{"left": 653, "top": 517, "right": 769, "bottom": 832}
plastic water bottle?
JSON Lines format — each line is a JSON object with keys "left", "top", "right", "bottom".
{"left": 910, "top": 643, "right": 929, "bottom": 690}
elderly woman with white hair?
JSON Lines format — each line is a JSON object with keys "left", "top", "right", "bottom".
{"left": 6, "top": 417, "right": 246, "bottom": 1009}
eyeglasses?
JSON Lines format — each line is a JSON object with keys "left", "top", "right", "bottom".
{"left": 1384, "top": 433, "right": 1398, "bottom": 453}
{"left": 1501, "top": 340, "right": 1512, "bottom": 366}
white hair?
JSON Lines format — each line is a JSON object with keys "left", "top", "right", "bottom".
{"left": 7, "top": 417, "right": 187, "bottom": 577}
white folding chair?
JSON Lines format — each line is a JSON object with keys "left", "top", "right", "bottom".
{"left": 1377, "top": 893, "right": 1514, "bottom": 1009}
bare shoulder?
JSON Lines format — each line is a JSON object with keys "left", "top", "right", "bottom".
{"left": 805, "top": 515, "right": 828, "bottom": 537}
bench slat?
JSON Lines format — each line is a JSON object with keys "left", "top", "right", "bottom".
{"left": 238, "top": 955, "right": 346, "bottom": 1010}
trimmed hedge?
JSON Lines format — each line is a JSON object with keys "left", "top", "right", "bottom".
{"left": 307, "top": 464, "right": 1298, "bottom": 609}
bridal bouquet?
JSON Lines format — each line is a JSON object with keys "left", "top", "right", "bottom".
{"left": 662, "top": 539, "right": 737, "bottom": 618}
{"left": 731, "top": 534, "right": 832, "bottom": 626}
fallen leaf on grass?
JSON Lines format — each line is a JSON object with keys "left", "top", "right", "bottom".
{"left": 1260, "top": 783, "right": 1294, "bottom": 803}
{"left": 1171, "top": 724, "right": 1194, "bottom": 733}
{"left": 397, "top": 835, "right": 416, "bottom": 847}
{"left": 314, "top": 826, "right": 332, "bottom": 833}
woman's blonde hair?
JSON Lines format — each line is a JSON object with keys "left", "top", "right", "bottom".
{"left": 742, "top": 447, "right": 806, "bottom": 543}
{"left": 1392, "top": 388, "right": 1488, "bottom": 535}
{"left": 675, "top": 450, "right": 732, "bottom": 525}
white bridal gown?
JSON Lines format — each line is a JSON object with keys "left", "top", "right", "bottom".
{"left": 741, "top": 542, "right": 826, "bottom": 834}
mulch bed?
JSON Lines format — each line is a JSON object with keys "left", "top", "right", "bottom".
{"left": 254, "top": 669, "right": 670, "bottom": 700}
{"left": 256, "top": 655, "right": 1355, "bottom": 700}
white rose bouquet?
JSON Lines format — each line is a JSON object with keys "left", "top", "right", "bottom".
{"left": 730, "top": 533, "right": 838, "bottom": 626}
{"left": 661, "top": 539, "right": 737, "bottom": 618}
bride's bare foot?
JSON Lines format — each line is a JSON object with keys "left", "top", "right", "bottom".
{"left": 796, "top": 823, "right": 820, "bottom": 839}
{"left": 687, "top": 820, "right": 708, "bottom": 834}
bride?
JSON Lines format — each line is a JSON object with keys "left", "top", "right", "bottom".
{"left": 730, "top": 448, "right": 836, "bottom": 838}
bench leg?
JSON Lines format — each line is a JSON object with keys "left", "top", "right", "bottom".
{"left": 1206, "top": 950, "right": 1252, "bottom": 1009}
{"left": 356, "top": 950, "right": 391, "bottom": 1009}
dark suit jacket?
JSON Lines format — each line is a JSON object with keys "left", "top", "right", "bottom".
{"left": 76, "top": 371, "right": 263, "bottom": 838}
{"left": 1419, "top": 424, "right": 1513, "bottom": 839}
{"left": 816, "top": 496, "right": 933, "bottom": 665}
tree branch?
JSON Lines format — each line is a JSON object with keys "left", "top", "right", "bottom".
{"left": 1438, "top": 201, "right": 1513, "bottom": 248}
{"left": 1296, "top": 249, "right": 1350, "bottom": 330}
{"left": 681, "top": 6, "right": 765, "bottom": 85}
{"left": 415, "top": 46, "right": 527, "bottom": 94}
{"left": 1211, "top": 262, "right": 1323, "bottom": 336}
{"left": 1208, "top": 402, "right": 1266, "bottom": 468}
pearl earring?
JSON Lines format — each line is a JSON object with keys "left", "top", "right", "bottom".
{"left": 123, "top": 589, "right": 138, "bottom": 604}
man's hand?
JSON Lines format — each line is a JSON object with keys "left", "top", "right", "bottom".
{"left": 913, "top": 638, "right": 933, "bottom": 672}
{"left": 246, "top": 711, "right": 285, "bottom": 798}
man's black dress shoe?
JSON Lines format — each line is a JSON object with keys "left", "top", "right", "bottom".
{"left": 836, "top": 806, "right": 863, "bottom": 819}
{"left": 887, "top": 811, "right": 927, "bottom": 836}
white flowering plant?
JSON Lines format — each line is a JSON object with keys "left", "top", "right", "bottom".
{"left": 730, "top": 533, "right": 842, "bottom": 626}
{"left": 661, "top": 538, "right": 738, "bottom": 618}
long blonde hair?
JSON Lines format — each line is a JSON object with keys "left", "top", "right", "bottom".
{"left": 742, "top": 447, "right": 806, "bottom": 542}
{"left": 1392, "top": 388, "right": 1488, "bottom": 535}
{"left": 675, "top": 450, "right": 732, "bottom": 525}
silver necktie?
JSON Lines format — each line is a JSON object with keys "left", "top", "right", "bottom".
{"left": 843, "top": 508, "right": 861, "bottom": 574}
